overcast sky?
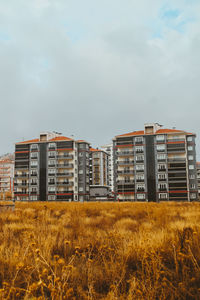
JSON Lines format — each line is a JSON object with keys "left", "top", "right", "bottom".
{"left": 0, "top": 0, "right": 200, "bottom": 157}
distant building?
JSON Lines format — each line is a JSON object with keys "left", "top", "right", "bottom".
{"left": 89, "top": 148, "right": 109, "bottom": 200}
{"left": 113, "top": 123, "right": 198, "bottom": 202}
{"left": 14, "top": 132, "right": 90, "bottom": 201}
{"left": 196, "top": 162, "right": 200, "bottom": 200}
{"left": 101, "top": 144, "right": 114, "bottom": 193}
{"left": 0, "top": 156, "right": 14, "bottom": 195}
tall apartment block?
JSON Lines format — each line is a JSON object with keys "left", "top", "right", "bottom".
{"left": 89, "top": 148, "right": 109, "bottom": 199}
{"left": 196, "top": 162, "right": 200, "bottom": 200}
{"left": 113, "top": 123, "right": 198, "bottom": 202}
{"left": 14, "top": 132, "right": 90, "bottom": 201}
{"left": 101, "top": 144, "right": 114, "bottom": 193}
{"left": 0, "top": 157, "right": 14, "bottom": 194}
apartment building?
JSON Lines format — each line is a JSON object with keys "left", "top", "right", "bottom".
{"left": 196, "top": 162, "right": 200, "bottom": 200}
{"left": 113, "top": 123, "right": 198, "bottom": 202}
{"left": 0, "top": 156, "right": 14, "bottom": 194}
{"left": 89, "top": 148, "right": 109, "bottom": 199}
{"left": 101, "top": 144, "right": 114, "bottom": 193}
{"left": 14, "top": 132, "right": 90, "bottom": 201}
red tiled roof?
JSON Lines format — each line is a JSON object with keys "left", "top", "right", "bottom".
{"left": 116, "top": 128, "right": 195, "bottom": 138}
{"left": 49, "top": 136, "right": 73, "bottom": 142}
{"left": 16, "top": 138, "right": 40, "bottom": 144}
{"left": 90, "top": 148, "right": 100, "bottom": 152}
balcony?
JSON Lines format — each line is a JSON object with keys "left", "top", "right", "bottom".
{"left": 14, "top": 183, "right": 28, "bottom": 187}
{"left": 56, "top": 172, "right": 73, "bottom": 177}
{"left": 158, "top": 187, "right": 167, "bottom": 192}
{"left": 168, "top": 158, "right": 186, "bottom": 163}
{"left": 117, "top": 180, "right": 134, "bottom": 185}
{"left": 30, "top": 182, "right": 37, "bottom": 186}
{"left": 48, "top": 164, "right": 56, "bottom": 168}
{"left": 158, "top": 168, "right": 166, "bottom": 172}
{"left": 48, "top": 173, "right": 56, "bottom": 177}
{"left": 30, "top": 191, "right": 37, "bottom": 195}
{"left": 136, "top": 188, "right": 145, "bottom": 192}
{"left": 117, "top": 160, "right": 134, "bottom": 165}
{"left": 117, "top": 170, "right": 133, "bottom": 175}
{"left": 136, "top": 179, "right": 144, "bottom": 182}
{"left": 15, "top": 174, "right": 29, "bottom": 178}
{"left": 57, "top": 182, "right": 74, "bottom": 187}
{"left": 117, "top": 151, "right": 134, "bottom": 156}
{"left": 57, "top": 163, "right": 73, "bottom": 169}
{"left": 30, "top": 156, "right": 38, "bottom": 160}
{"left": 135, "top": 159, "right": 144, "bottom": 163}
{"left": 48, "top": 182, "right": 56, "bottom": 185}
{"left": 57, "top": 154, "right": 73, "bottom": 159}
{"left": 48, "top": 155, "right": 56, "bottom": 159}
{"left": 30, "top": 173, "right": 38, "bottom": 177}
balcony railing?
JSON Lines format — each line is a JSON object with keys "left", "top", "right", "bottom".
{"left": 168, "top": 158, "right": 186, "bottom": 162}
{"left": 56, "top": 172, "right": 73, "bottom": 177}
{"left": 15, "top": 174, "right": 29, "bottom": 178}
{"left": 30, "top": 182, "right": 37, "bottom": 186}
{"left": 117, "top": 170, "right": 133, "bottom": 175}
{"left": 117, "top": 151, "right": 134, "bottom": 156}
{"left": 117, "top": 180, "right": 134, "bottom": 184}
{"left": 57, "top": 164, "right": 73, "bottom": 168}
{"left": 57, "top": 182, "right": 73, "bottom": 186}
{"left": 117, "top": 160, "right": 134, "bottom": 165}
{"left": 57, "top": 155, "right": 73, "bottom": 159}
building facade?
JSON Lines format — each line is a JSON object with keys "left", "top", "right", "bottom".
{"left": 89, "top": 148, "right": 109, "bottom": 200}
{"left": 101, "top": 144, "right": 114, "bottom": 193}
{"left": 0, "top": 157, "right": 14, "bottom": 195}
{"left": 113, "top": 123, "right": 198, "bottom": 202}
{"left": 14, "top": 132, "right": 90, "bottom": 201}
{"left": 196, "top": 162, "right": 200, "bottom": 200}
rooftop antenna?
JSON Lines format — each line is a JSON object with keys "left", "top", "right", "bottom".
{"left": 53, "top": 131, "right": 62, "bottom": 135}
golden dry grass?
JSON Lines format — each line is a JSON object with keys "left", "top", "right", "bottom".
{"left": 0, "top": 202, "right": 200, "bottom": 299}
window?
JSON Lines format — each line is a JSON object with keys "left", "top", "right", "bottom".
{"left": 137, "top": 193, "right": 145, "bottom": 199}
{"left": 31, "top": 144, "right": 38, "bottom": 150}
{"left": 30, "top": 196, "right": 37, "bottom": 201}
{"left": 79, "top": 187, "right": 83, "bottom": 192}
{"left": 156, "top": 135, "right": 165, "bottom": 141}
{"left": 31, "top": 152, "right": 38, "bottom": 159}
{"left": 188, "top": 155, "right": 194, "bottom": 161}
{"left": 190, "top": 193, "right": 196, "bottom": 199}
{"left": 135, "top": 137, "right": 143, "bottom": 143}
{"left": 159, "top": 193, "right": 167, "bottom": 199}
{"left": 190, "top": 183, "right": 195, "bottom": 189}
{"left": 31, "top": 161, "right": 38, "bottom": 167}
{"left": 79, "top": 152, "right": 83, "bottom": 157}
{"left": 48, "top": 160, "right": 56, "bottom": 166}
{"left": 158, "top": 183, "right": 167, "bottom": 190}
{"left": 137, "top": 184, "right": 145, "bottom": 190}
{"left": 136, "top": 155, "right": 144, "bottom": 161}
{"left": 189, "top": 165, "right": 194, "bottom": 170}
{"left": 49, "top": 169, "right": 56, "bottom": 174}
{"left": 188, "top": 146, "right": 193, "bottom": 151}
{"left": 48, "top": 151, "right": 56, "bottom": 158}
{"left": 158, "top": 173, "right": 166, "bottom": 180}
{"left": 189, "top": 174, "right": 195, "bottom": 179}
{"left": 136, "top": 174, "right": 144, "bottom": 180}
{"left": 157, "top": 154, "right": 166, "bottom": 160}
{"left": 49, "top": 143, "right": 56, "bottom": 149}
{"left": 48, "top": 186, "right": 55, "bottom": 192}
{"left": 136, "top": 165, "right": 144, "bottom": 171}
{"left": 187, "top": 137, "right": 193, "bottom": 142}
{"left": 156, "top": 144, "right": 165, "bottom": 152}
{"left": 79, "top": 170, "right": 83, "bottom": 175}
{"left": 48, "top": 195, "right": 56, "bottom": 201}
{"left": 135, "top": 146, "right": 144, "bottom": 153}
{"left": 48, "top": 178, "right": 55, "bottom": 184}
{"left": 158, "top": 164, "right": 166, "bottom": 170}
{"left": 31, "top": 187, "right": 37, "bottom": 192}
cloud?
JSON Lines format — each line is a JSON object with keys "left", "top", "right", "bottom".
{"left": 0, "top": 0, "right": 200, "bottom": 159}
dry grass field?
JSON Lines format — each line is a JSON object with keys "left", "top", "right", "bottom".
{"left": 0, "top": 202, "right": 200, "bottom": 299}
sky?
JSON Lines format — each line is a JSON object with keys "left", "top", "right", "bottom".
{"left": 0, "top": 0, "right": 200, "bottom": 157}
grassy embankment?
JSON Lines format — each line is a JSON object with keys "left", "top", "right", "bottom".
{"left": 0, "top": 202, "right": 200, "bottom": 299}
